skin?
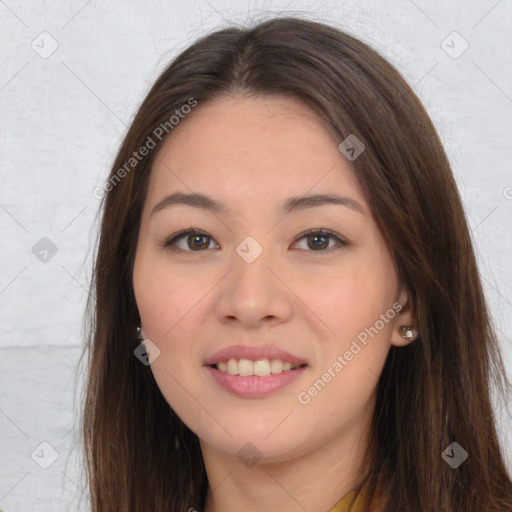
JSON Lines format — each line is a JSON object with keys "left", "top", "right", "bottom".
{"left": 132, "top": 94, "right": 416, "bottom": 512}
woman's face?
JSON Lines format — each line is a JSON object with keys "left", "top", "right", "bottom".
{"left": 133, "top": 94, "right": 413, "bottom": 464}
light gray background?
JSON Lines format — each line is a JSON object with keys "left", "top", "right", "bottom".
{"left": 1, "top": 0, "right": 511, "bottom": 510}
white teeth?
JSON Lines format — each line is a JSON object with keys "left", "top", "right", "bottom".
{"left": 226, "top": 358, "right": 238, "bottom": 375}
{"left": 270, "top": 359, "right": 283, "bottom": 373}
{"left": 254, "top": 358, "right": 270, "bottom": 376}
{"left": 238, "top": 358, "right": 254, "bottom": 376}
{"left": 216, "top": 357, "right": 302, "bottom": 376}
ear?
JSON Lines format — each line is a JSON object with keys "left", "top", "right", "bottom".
{"left": 391, "top": 286, "right": 418, "bottom": 347}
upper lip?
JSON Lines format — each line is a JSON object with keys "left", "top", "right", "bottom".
{"left": 204, "top": 344, "right": 308, "bottom": 366}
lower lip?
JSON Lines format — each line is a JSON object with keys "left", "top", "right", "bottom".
{"left": 204, "top": 365, "right": 307, "bottom": 397}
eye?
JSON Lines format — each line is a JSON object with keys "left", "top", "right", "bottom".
{"left": 160, "top": 228, "right": 348, "bottom": 253}
{"left": 160, "top": 228, "right": 219, "bottom": 252}
{"left": 292, "top": 229, "right": 348, "bottom": 252}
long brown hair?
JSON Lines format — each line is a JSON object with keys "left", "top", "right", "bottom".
{"left": 80, "top": 16, "right": 512, "bottom": 511}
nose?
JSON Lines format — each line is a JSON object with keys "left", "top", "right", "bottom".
{"left": 214, "top": 243, "right": 294, "bottom": 328}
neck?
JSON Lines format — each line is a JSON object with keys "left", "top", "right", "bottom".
{"left": 201, "top": 406, "right": 374, "bottom": 512}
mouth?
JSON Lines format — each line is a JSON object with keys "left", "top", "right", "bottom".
{"left": 203, "top": 344, "right": 309, "bottom": 397}
{"left": 204, "top": 358, "right": 309, "bottom": 398}
{"left": 209, "top": 358, "right": 308, "bottom": 377}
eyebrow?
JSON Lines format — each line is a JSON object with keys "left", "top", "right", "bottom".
{"left": 149, "top": 191, "right": 365, "bottom": 217}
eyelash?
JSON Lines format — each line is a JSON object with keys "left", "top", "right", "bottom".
{"left": 160, "top": 228, "right": 348, "bottom": 253}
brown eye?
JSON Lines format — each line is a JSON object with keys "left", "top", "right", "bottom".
{"left": 293, "top": 229, "right": 348, "bottom": 252}
{"left": 185, "top": 233, "right": 211, "bottom": 250}
{"left": 162, "top": 229, "right": 218, "bottom": 252}
{"left": 161, "top": 228, "right": 347, "bottom": 253}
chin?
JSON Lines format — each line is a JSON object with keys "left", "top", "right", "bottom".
{"left": 195, "top": 425, "right": 311, "bottom": 465}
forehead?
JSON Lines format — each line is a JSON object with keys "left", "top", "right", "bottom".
{"left": 146, "top": 94, "right": 367, "bottom": 212}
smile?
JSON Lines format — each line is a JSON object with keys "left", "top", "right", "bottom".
{"left": 212, "top": 358, "right": 307, "bottom": 376}
{"left": 204, "top": 361, "right": 308, "bottom": 398}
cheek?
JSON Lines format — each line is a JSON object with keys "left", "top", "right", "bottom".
{"left": 300, "top": 253, "right": 398, "bottom": 411}
{"left": 133, "top": 254, "right": 206, "bottom": 343}
{"left": 297, "top": 271, "right": 396, "bottom": 423}
{"left": 133, "top": 256, "right": 212, "bottom": 385}
{"left": 299, "top": 256, "right": 397, "bottom": 344}
{"left": 133, "top": 262, "right": 208, "bottom": 425}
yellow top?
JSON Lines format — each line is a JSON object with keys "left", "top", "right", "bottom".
{"left": 327, "top": 490, "right": 358, "bottom": 512}
{"left": 328, "top": 477, "right": 385, "bottom": 512}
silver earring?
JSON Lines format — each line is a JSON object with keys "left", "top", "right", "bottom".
{"left": 399, "top": 325, "right": 417, "bottom": 341}
{"left": 136, "top": 327, "right": 144, "bottom": 341}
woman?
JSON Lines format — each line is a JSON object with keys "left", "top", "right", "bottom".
{"left": 80, "top": 16, "right": 512, "bottom": 512}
